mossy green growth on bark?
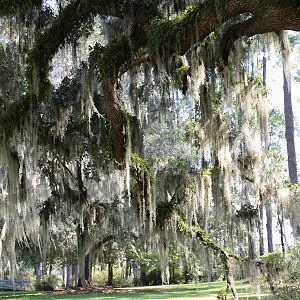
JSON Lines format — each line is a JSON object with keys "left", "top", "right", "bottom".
{"left": 0, "top": 95, "right": 32, "bottom": 136}
{"left": 147, "top": 3, "right": 200, "bottom": 55}
{"left": 90, "top": 36, "right": 132, "bottom": 78}
{"left": 177, "top": 215, "right": 240, "bottom": 261}
{"left": 130, "top": 152, "right": 155, "bottom": 183}
{"left": 128, "top": 0, "right": 162, "bottom": 23}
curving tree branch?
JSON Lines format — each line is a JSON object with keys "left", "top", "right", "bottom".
{"left": 177, "top": 216, "right": 239, "bottom": 298}
{"left": 3, "top": 0, "right": 300, "bottom": 164}
{"left": 148, "top": 0, "right": 300, "bottom": 66}
{"left": 147, "top": 0, "right": 257, "bottom": 57}
{"left": 219, "top": 1, "right": 300, "bottom": 66}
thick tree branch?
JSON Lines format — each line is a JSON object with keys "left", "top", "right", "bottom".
{"left": 102, "top": 78, "right": 125, "bottom": 166}
{"left": 148, "top": 0, "right": 300, "bottom": 69}
{"left": 148, "top": 0, "right": 257, "bottom": 57}
{"left": 28, "top": 0, "right": 159, "bottom": 97}
{"left": 219, "top": 2, "right": 300, "bottom": 66}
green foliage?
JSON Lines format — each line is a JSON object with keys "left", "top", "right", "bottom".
{"left": 177, "top": 216, "right": 223, "bottom": 253}
{"left": 0, "top": 43, "right": 28, "bottom": 134}
{"left": 51, "top": 76, "right": 80, "bottom": 107}
{"left": 35, "top": 275, "right": 60, "bottom": 291}
{"left": 269, "top": 109, "right": 285, "bottom": 140}
{"left": 168, "top": 156, "right": 192, "bottom": 171}
{"left": 199, "top": 167, "right": 219, "bottom": 176}
{"left": 260, "top": 243, "right": 300, "bottom": 299}
{"left": 260, "top": 251, "right": 285, "bottom": 270}
{"left": 250, "top": 74, "right": 268, "bottom": 96}
{"left": 131, "top": 153, "right": 155, "bottom": 182}
{"left": 174, "top": 65, "right": 189, "bottom": 93}
{"left": 147, "top": 2, "right": 201, "bottom": 54}
{"left": 283, "top": 182, "right": 300, "bottom": 190}
{"left": 217, "top": 289, "right": 228, "bottom": 300}
{"left": 129, "top": 0, "right": 162, "bottom": 23}
{"left": 200, "top": 31, "right": 216, "bottom": 47}
{"left": 236, "top": 202, "right": 258, "bottom": 221}
{"left": 91, "top": 36, "right": 132, "bottom": 78}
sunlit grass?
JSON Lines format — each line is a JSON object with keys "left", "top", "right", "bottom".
{"left": 0, "top": 281, "right": 272, "bottom": 299}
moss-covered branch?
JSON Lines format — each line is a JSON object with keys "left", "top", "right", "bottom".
{"left": 148, "top": 0, "right": 300, "bottom": 68}
{"left": 177, "top": 215, "right": 239, "bottom": 299}
{"left": 131, "top": 153, "right": 155, "bottom": 182}
{"left": 176, "top": 215, "right": 239, "bottom": 260}
{"left": 147, "top": 0, "right": 256, "bottom": 57}
{"left": 28, "top": 0, "right": 94, "bottom": 97}
{"left": 28, "top": 0, "right": 159, "bottom": 97}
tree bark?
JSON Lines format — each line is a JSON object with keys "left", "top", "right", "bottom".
{"left": 258, "top": 192, "right": 265, "bottom": 256}
{"left": 261, "top": 43, "right": 274, "bottom": 254}
{"left": 84, "top": 254, "right": 91, "bottom": 285}
{"left": 102, "top": 78, "right": 125, "bottom": 165}
{"left": 72, "top": 264, "right": 78, "bottom": 288}
{"left": 66, "top": 265, "right": 71, "bottom": 289}
{"left": 247, "top": 220, "right": 256, "bottom": 259}
{"left": 77, "top": 223, "right": 89, "bottom": 288}
{"left": 266, "top": 201, "right": 274, "bottom": 253}
{"left": 35, "top": 264, "right": 42, "bottom": 290}
{"left": 278, "top": 31, "right": 298, "bottom": 184}
{"left": 277, "top": 203, "right": 286, "bottom": 254}
{"left": 107, "top": 262, "right": 113, "bottom": 286}
{"left": 223, "top": 252, "right": 237, "bottom": 299}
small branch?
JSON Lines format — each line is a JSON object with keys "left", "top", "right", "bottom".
{"left": 241, "top": 174, "right": 254, "bottom": 183}
{"left": 177, "top": 216, "right": 239, "bottom": 299}
{"left": 119, "top": 52, "right": 153, "bottom": 76}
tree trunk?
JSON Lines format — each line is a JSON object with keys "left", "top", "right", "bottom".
{"left": 206, "top": 247, "right": 212, "bottom": 285}
{"left": 66, "top": 265, "right": 72, "bottom": 289}
{"left": 48, "top": 264, "right": 53, "bottom": 275}
{"left": 107, "top": 262, "right": 113, "bottom": 286}
{"left": 76, "top": 162, "right": 90, "bottom": 288}
{"left": 77, "top": 223, "right": 88, "bottom": 288}
{"left": 140, "top": 264, "right": 147, "bottom": 286}
{"left": 258, "top": 192, "right": 264, "bottom": 256}
{"left": 278, "top": 31, "right": 298, "bottom": 184}
{"left": 265, "top": 201, "right": 274, "bottom": 253}
{"left": 103, "top": 77, "right": 125, "bottom": 166}
{"left": 278, "top": 30, "right": 299, "bottom": 237}
{"left": 72, "top": 264, "right": 78, "bottom": 288}
{"left": 84, "top": 253, "right": 92, "bottom": 285}
{"left": 247, "top": 220, "right": 256, "bottom": 259}
{"left": 223, "top": 252, "right": 237, "bottom": 299}
{"left": 261, "top": 43, "right": 273, "bottom": 255}
{"left": 132, "top": 262, "right": 139, "bottom": 286}
{"left": 35, "top": 264, "right": 42, "bottom": 290}
{"left": 277, "top": 203, "right": 286, "bottom": 254}
{"left": 62, "top": 265, "right": 66, "bottom": 288}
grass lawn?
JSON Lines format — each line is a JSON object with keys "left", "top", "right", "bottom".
{"left": 0, "top": 281, "right": 272, "bottom": 300}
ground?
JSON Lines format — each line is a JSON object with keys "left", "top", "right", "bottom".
{"left": 0, "top": 281, "right": 272, "bottom": 299}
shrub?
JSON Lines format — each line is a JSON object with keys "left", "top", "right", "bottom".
{"left": 35, "top": 275, "right": 60, "bottom": 291}
{"left": 259, "top": 243, "right": 300, "bottom": 299}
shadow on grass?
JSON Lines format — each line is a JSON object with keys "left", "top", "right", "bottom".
{"left": 0, "top": 281, "right": 272, "bottom": 300}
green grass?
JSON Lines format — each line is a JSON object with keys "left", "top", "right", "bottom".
{"left": 0, "top": 281, "right": 272, "bottom": 300}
